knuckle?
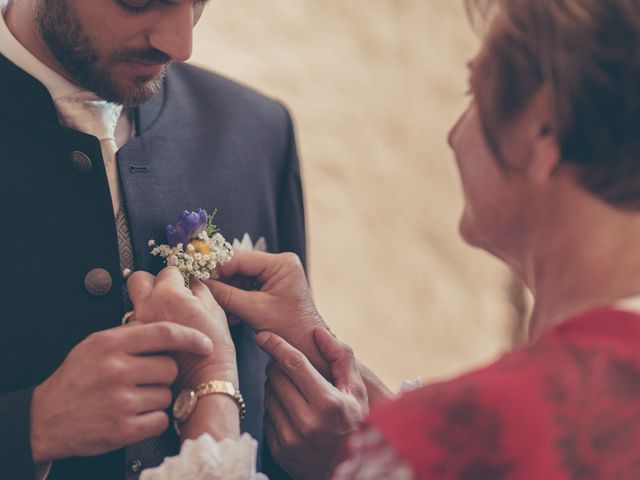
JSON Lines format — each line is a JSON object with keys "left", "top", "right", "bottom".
{"left": 133, "top": 304, "right": 150, "bottom": 324}
{"left": 85, "top": 330, "right": 113, "bottom": 351}
{"left": 116, "top": 390, "right": 138, "bottom": 413}
{"left": 117, "top": 418, "right": 138, "bottom": 441}
{"left": 100, "top": 357, "right": 126, "bottom": 383}
{"left": 283, "top": 351, "right": 307, "bottom": 372}
{"left": 270, "top": 371, "right": 288, "bottom": 390}
{"left": 221, "top": 286, "right": 234, "bottom": 308}
{"left": 340, "top": 342, "right": 355, "bottom": 359}
{"left": 319, "top": 393, "right": 342, "bottom": 415}
{"left": 280, "top": 430, "right": 297, "bottom": 450}
{"left": 354, "top": 382, "right": 368, "bottom": 402}
{"left": 299, "top": 419, "right": 319, "bottom": 439}
{"left": 159, "top": 389, "right": 173, "bottom": 409}
{"left": 151, "top": 411, "right": 170, "bottom": 434}
{"left": 155, "top": 322, "right": 178, "bottom": 344}
{"left": 165, "top": 358, "right": 179, "bottom": 382}
{"left": 127, "top": 271, "right": 146, "bottom": 289}
{"left": 280, "top": 252, "right": 302, "bottom": 269}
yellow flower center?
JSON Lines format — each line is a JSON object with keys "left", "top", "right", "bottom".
{"left": 188, "top": 239, "right": 211, "bottom": 255}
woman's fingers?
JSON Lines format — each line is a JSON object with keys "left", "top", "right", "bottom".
{"left": 205, "top": 279, "right": 264, "bottom": 322}
{"left": 216, "top": 251, "right": 298, "bottom": 283}
{"left": 264, "top": 386, "right": 302, "bottom": 449}
{"left": 314, "top": 328, "right": 366, "bottom": 400}
{"left": 257, "top": 332, "right": 331, "bottom": 402}
{"left": 266, "top": 363, "right": 312, "bottom": 427}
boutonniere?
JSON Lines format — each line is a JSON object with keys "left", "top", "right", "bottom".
{"left": 148, "top": 209, "right": 233, "bottom": 284}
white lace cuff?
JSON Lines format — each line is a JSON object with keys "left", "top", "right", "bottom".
{"left": 140, "top": 433, "right": 267, "bottom": 480}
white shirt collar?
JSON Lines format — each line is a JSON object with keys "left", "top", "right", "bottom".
{"left": 0, "top": 0, "right": 134, "bottom": 146}
{"left": 0, "top": 0, "right": 84, "bottom": 101}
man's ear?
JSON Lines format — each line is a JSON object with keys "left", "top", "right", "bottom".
{"left": 526, "top": 87, "right": 561, "bottom": 185}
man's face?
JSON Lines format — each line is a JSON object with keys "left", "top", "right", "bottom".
{"left": 36, "top": 0, "right": 208, "bottom": 106}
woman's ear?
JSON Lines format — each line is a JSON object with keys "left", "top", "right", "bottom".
{"left": 528, "top": 125, "right": 561, "bottom": 184}
{"left": 526, "top": 87, "right": 561, "bottom": 185}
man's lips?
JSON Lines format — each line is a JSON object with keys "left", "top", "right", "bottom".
{"left": 124, "top": 60, "right": 166, "bottom": 77}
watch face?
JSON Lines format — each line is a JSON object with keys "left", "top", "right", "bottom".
{"left": 173, "top": 389, "right": 197, "bottom": 422}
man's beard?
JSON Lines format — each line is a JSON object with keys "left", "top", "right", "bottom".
{"left": 35, "top": 0, "right": 170, "bottom": 106}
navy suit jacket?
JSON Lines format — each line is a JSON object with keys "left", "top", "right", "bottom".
{"left": 0, "top": 55, "right": 305, "bottom": 479}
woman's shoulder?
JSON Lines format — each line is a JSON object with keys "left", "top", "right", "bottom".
{"left": 364, "top": 307, "right": 640, "bottom": 479}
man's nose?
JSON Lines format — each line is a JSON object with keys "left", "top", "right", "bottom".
{"left": 148, "top": 3, "right": 194, "bottom": 62}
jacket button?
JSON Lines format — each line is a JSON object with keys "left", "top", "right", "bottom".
{"left": 129, "top": 459, "right": 143, "bottom": 474}
{"left": 70, "top": 151, "right": 93, "bottom": 173}
{"left": 84, "top": 268, "right": 112, "bottom": 296}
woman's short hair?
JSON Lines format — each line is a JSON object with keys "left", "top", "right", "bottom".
{"left": 466, "top": 0, "right": 640, "bottom": 209}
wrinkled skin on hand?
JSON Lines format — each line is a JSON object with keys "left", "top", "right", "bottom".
{"left": 206, "top": 251, "right": 328, "bottom": 375}
{"left": 257, "top": 328, "right": 369, "bottom": 480}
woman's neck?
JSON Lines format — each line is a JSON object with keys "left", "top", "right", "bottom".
{"left": 524, "top": 193, "right": 640, "bottom": 340}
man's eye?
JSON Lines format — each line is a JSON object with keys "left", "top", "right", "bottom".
{"left": 117, "top": 0, "right": 210, "bottom": 17}
{"left": 117, "top": 0, "right": 154, "bottom": 11}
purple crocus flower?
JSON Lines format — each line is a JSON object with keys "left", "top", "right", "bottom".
{"left": 166, "top": 209, "right": 208, "bottom": 247}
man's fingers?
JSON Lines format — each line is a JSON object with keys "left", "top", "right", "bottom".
{"left": 125, "top": 387, "right": 173, "bottom": 415}
{"left": 126, "top": 355, "right": 178, "bottom": 386}
{"left": 120, "top": 322, "right": 213, "bottom": 356}
{"left": 126, "top": 411, "right": 170, "bottom": 444}
{"left": 257, "top": 332, "right": 330, "bottom": 402}
{"left": 127, "top": 271, "right": 155, "bottom": 307}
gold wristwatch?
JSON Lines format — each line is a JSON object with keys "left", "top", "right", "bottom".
{"left": 173, "top": 380, "right": 246, "bottom": 434}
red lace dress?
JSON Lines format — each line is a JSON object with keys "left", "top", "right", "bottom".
{"left": 333, "top": 308, "right": 640, "bottom": 479}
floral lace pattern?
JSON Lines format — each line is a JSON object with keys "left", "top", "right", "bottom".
{"left": 332, "top": 426, "right": 415, "bottom": 479}
{"left": 140, "top": 434, "right": 267, "bottom": 480}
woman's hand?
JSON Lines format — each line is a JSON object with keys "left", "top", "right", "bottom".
{"left": 128, "top": 267, "right": 238, "bottom": 389}
{"left": 206, "top": 251, "right": 329, "bottom": 376}
{"left": 257, "top": 328, "right": 369, "bottom": 480}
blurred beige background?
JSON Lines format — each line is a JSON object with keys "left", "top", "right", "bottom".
{"left": 191, "top": 0, "right": 518, "bottom": 389}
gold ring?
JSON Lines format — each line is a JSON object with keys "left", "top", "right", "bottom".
{"left": 121, "top": 310, "right": 136, "bottom": 325}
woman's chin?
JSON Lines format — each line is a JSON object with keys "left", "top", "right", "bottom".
{"left": 458, "top": 215, "right": 482, "bottom": 248}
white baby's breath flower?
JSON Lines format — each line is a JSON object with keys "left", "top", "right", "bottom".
{"left": 149, "top": 209, "right": 234, "bottom": 284}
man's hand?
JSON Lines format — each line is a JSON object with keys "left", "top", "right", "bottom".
{"left": 257, "top": 328, "right": 368, "bottom": 480}
{"left": 206, "top": 251, "right": 328, "bottom": 375}
{"left": 128, "top": 267, "right": 238, "bottom": 388}
{"left": 30, "top": 322, "right": 213, "bottom": 463}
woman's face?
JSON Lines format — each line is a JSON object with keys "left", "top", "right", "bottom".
{"left": 447, "top": 70, "right": 534, "bottom": 262}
